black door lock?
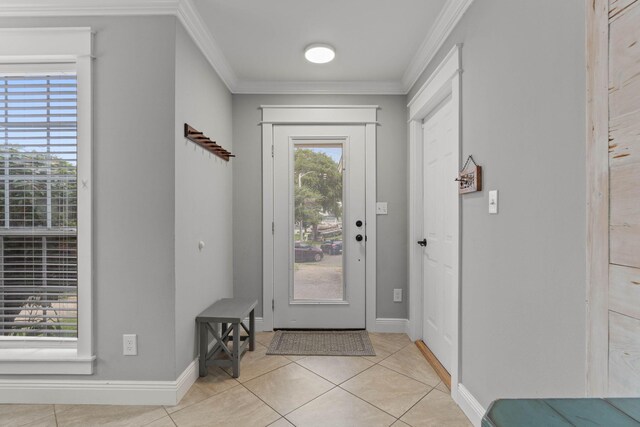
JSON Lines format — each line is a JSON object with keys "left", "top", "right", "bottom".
{"left": 356, "top": 220, "right": 363, "bottom": 227}
{"left": 356, "top": 234, "right": 363, "bottom": 242}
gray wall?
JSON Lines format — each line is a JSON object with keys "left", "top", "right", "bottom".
{"left": 0, "top": 15, "right": 178, "bottom": 381}
{"left": 232, "top": 95, "right": 408, "bottom": 319}
{"left": 408, "top": 0, "right": 586, "bottom": 407}
{"left": 174, "top": 21, "right": 234, "bottom": 375}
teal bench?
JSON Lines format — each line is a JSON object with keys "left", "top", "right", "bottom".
{"left": 483, "top": 398, "right": 640, "bottom": 426}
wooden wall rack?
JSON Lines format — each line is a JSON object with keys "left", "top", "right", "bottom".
{"left": 184, "top": 123, "right": 234, "bottom": 161}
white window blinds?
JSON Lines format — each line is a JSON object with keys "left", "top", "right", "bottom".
{"left": 0, "top": 73, "right": 78, "bottom": 338}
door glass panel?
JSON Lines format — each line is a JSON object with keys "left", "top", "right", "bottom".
{"left": 293, "top": 144, "right": 344, "bottom": 301}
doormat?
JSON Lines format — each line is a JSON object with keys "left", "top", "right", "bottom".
{"left": 266, "top": 330, "right": 375, "bottom": 356}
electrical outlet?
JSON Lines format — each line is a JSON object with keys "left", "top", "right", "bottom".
{"left": 123, "top": 334, "right": 137, "bottom": 356}
{"left": 393, "top": 288, "right": 403, "bottom": 302}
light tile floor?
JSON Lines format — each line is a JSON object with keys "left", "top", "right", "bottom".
{"left": 0, "top": 332, "right": 471, "bottom": 427}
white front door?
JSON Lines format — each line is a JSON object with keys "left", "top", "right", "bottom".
{"left": 421, "top": 97, "right": 455, "bottom": 372}
{"left": 273, "top": 125, "right": 366, "bottom": 329}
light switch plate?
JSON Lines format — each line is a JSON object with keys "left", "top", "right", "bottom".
{"left": 393, "top": 288, "right": 402, "bottom": 302}
{"left": 489, "top": 190, "right": 498, "bottom": 214}
{"left": 376, "top": 202, "right": 388, "bottom": 215}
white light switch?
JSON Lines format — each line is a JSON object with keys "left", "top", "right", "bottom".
{"left": 488, "top": 190, "right": 498, "bottom": 214}
{"left": 393, "top": 288, "right": 403, "bottom": 302}
{"left": 376, "top": 202, "right": 388, "bottom": 215}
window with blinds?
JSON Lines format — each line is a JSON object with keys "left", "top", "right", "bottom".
{"left": 0, "top": 73, "right": 78, "bottom": 338}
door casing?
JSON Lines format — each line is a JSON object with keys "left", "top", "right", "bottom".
{"left": 408, "top": 45, "right": 462, "bottom": 403}
{"left": 261, "top": 106, "right": 378, "bottom": 331}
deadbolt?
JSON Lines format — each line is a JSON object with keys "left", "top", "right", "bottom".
{"left": 356, "top": 220, "right": 363, "bottom": 227}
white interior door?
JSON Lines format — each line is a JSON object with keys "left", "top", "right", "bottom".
{"left": 421, "top": 97, "right": 455, "bottom": 372}
{"left": 273, "top": 125, "right": 366, "bottom": 329}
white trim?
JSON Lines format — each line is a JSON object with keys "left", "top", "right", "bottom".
{"left": 242, "top": 317, "right": 265, "bottom": 332}
{"left": 0, "top": 349, "right": 94, "bottom": 375}
{"left": 0, "top": 0, "right": 179, "bottom": 17}
{"left": 402, "top": 0, "right": 474, "bottom": 92}
{"left": 365, "top": 123, "right": 377, "bottom": 331}
{"left": 175, "top": 358, "right": 199, "bottom": 404}
{"left": 235, "top": 80, "right": 404, "bottom": 95}
{"left": 407, "top": 43, "right": 462, "bottom": 407}
{"left": 261, "top": 106, "right": 377, "bottom": 332}
{"left": 176, "top": 0, "right": 237, "bottom": 91}
{"left": 0, "top": 0, "right": 472, "bottom": 96}
{"left": 260, "top": 106, "right": 377, "bottom": 125}
{"left": 262, "top": 123, "right": 275, "bottom": 331}
{"left": 0, "top": 27, "right": 94, "bottom": 374}
{"left": 456, "top": 384, "right": 485, "bottom": 427}
{"left": 0, "top": 359, "right": 198, "bottom": 406}
{"left": 408, "top": 44, "right": 463, "bottom": 113}
{"left": 371, "top": 318, "right": 410, "bottom": 334}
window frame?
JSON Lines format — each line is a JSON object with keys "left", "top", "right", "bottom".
{"left": 0, "top": 28, "right": 93, "bottom": 375}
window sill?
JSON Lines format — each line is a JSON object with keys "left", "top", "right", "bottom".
{"left": 0, "top": 348, "right": 95, "bottom": 375}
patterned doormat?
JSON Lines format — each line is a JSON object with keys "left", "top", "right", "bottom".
{"left": 266, "top": 330, "right": 376, "bottom": 356}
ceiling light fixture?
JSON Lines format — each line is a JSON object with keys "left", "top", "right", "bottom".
{"left": 304, "top": 44, "right": 335, "bottom": 64}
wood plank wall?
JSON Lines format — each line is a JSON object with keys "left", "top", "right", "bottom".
{"left": 607, "top": 0, "right": 640, "bottom": 396}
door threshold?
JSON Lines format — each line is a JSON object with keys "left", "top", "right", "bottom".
{"left": 416, "top": 340, "right": 451, "bottom": 390}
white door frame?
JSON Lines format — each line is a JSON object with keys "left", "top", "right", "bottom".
{"left": 407, "top": 44, "right": 462, "bottom": 400}
{"left": 261, "top": 105, "right": 378, "bottom": 331}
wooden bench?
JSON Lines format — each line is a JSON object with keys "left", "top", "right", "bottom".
{"left": 482, "top": 398, "right": 640, "bottom": 426}
{"left": 196, "top": 298, "right": 257, "bottom": 378}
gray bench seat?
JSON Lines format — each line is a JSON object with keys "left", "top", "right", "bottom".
{"left": 196, "top": 298, "right": 257, "bottom": 378}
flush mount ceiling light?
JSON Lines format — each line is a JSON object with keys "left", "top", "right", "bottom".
{"left": 304, "top": 44, "right": 335, "bottom": 64}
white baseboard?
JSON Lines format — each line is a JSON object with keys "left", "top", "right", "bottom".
{"left": 455, "top": 383, "right": 485, "bottom": 427}
{"left": 372, "top": 318, "right": 410, "bottom": 334}
{"left": 175, "top": 358, "right": 199, "bottom": 404}
{"left": 243, "top": 316, "right": 265, "bottom": 332}
{"left": 0, "top": 359, "right": 199, "bottom": 406}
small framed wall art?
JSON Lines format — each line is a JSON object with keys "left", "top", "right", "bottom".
{"left": 456, "top": 155, "right": 482, "bottom": 194}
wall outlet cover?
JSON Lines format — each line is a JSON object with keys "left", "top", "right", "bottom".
{"left": 393, "top": 288, "right": 402, "bottom": 302}
{"left": 123, "top": 334, "right": 137, "bottom": 356}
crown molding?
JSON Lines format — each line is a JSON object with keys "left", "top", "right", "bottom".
{"left": 176, "top": 0, "right": 237, "bottom": 90}
{"left": 402, "top": 0, "right": 475, "bottom": 93}
{"left": 0, "top": 0, "right": 180, "bottom": 17}
{"left": 0, "top": 0, "right": 474, "bottom": 95}
{"left": 234, "top": 79, "right": 405, "bottom": 95}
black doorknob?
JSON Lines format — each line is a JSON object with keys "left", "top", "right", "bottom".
{"left": 356, "top": 220, "right": 363, "bottom": 227}
{"left": 356, "top": 234, "right": 363, "bottom": 242}
{"left": 417, "top": 238, "right": 427, "bottom": 247}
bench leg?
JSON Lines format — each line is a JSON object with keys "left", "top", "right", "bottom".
{"left": 249, "top": 309, "right": 255, "bottom": 351}
{"left": 232, "top": 323, "right": 240, "bottom": 378}
{"left": 198, "top": 321, "right": 208, "bottom": 377}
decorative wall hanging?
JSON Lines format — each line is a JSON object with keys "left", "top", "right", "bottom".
{"left": 455, "top": 155, "right": 482, "bottom": 194}
{"left": 184, "top": 123, "right": 234, "bottom": 161}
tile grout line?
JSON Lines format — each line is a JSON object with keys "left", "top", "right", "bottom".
{"left": 53, "top": 404, "right": 58, "bottom": 427}
{"left": 335, "top": 384, "right": 401, "bottom": 422}
{"left": 394, "top": 384, "right": 438, "bottom": 423}
{"left": 163, "top": 367, "right": 240, "bottom": 413}
{"left": 291, "top": 356, "right": 375, "bottom": 386}
{"left": 166, "top": 383, "right": 243, "bottom": 418}
{"left": 375, "top": 360, "right": 440, "bottom": 388}
{"left": 240, "top": 378, "right": 339, "bottom": 423}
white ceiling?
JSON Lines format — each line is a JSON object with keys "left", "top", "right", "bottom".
{"left": 193, "top": 0, "right": 446, "bottom": 86}
{"left": 0, "top": 0, "right": 475, "bottom": 94}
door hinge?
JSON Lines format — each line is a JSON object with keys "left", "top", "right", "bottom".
{"left": 272, "top": 299, "right": 274, "bottom": 311}
{"left": 272, "top": 222, "right": 275, "bottom": 234}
